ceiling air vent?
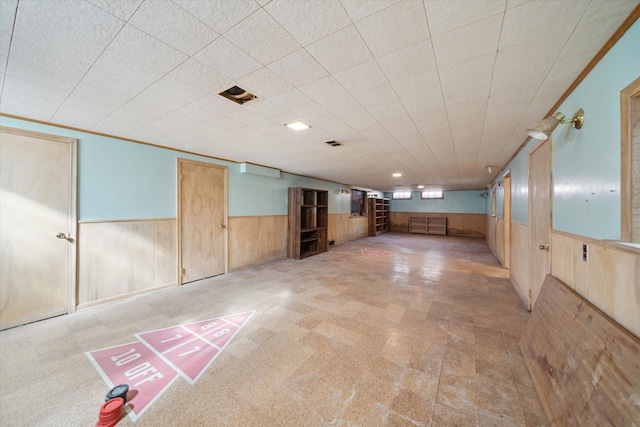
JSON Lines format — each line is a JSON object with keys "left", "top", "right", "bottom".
{"left": 324, "top": 140, "right": 342, "bottom": 147}
{"left": 219, "top": 86, "right": 256, "bottom": 105}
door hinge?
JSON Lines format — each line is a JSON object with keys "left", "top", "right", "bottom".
{"left": 182, "top": 268, "right": 186, "bottom": 275}
{"left": 529, "top": 289, "right": 532, "bottom": 299}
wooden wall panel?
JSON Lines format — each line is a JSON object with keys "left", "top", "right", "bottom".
{"left": 510, "top": 221, "right": 530, "bottom": 309}
{"left": 551, "top": 230, "right": 640, "bottom": 339}
{"left": 495, "top": 218, "right": 505, "bottom": 264}
{"left": 485, "top": 216, "right": 496, "bottom": 252}
{"left": 328, "top": 214, "right": 368, "bottom": 245}
{"left": 520, "top": 275, "right": 640, "bottom": 426}
{"left": 391, "top": 212, "right": 485, "bottom": 237}
{"left": 78, "top": 219, "right": 177, "bottom": 307}
{"left": 228, "top": 215, "right": 286, "bottom": 271}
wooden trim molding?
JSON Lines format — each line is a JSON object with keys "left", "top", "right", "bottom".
{"left": 621, "top": 76, "right": 640, "bottom": 242}
{"left": 78, "top": 217, "right": 176, "bottom": 224}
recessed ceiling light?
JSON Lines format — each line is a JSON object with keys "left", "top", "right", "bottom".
{"left": 392, "top": 173, "right": 402, "bottom": 177}
{"left": 286, "top": 121, "right": 309, "bottom": 130}
{"left": 417, "top": 185, "right": 424, "bottom": 189}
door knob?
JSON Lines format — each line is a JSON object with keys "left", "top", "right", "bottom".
{"left": 56, "top": 232, "right": 72, "bottom": 242}
{"left": 219, "top": 224, "right": 226, "bottom": 229}
{"left": 539, "top": 244, "right": 549, "bottom": 251}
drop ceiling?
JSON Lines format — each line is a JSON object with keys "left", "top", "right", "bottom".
{"left": 0, "top": 0, "right": 637, "bottom": 191}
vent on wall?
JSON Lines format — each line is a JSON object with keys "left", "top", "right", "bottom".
{"left": 219, "top": 86, "right": 257, "bottom": 105}
{"left": 324, "top": 140, "right": 342, "bottom": 147}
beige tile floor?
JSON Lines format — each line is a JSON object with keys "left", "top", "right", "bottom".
{"left": 0, "top": 233, "right": 548, "bottom": 426}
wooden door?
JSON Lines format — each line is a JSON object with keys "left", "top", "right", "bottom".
{"left": 178, "top": 159, "right": 227, "bottom": 284}
{"left": 0, "top": 127, "right": 76, "bottom": 329}
{"left": 529, "top": 140, "right": 552, "bottom": 309}
{"left": 503, "top": 173, "right": 511, "bottom": 269}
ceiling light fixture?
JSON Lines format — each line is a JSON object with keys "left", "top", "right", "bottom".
{"left": 392, "top": 173, "right": 402, "bottom": 177}
{"left": 417, "top": 185, "right": 424, "bottom": 189}
{"left": 526, "top": 108, "right": 584, "bottom": 140}
{"left": 286, "top": 121, "right": 310, "bottom": 130}
{"left": 482, "top": 165, "right": 493, "bottom": 174}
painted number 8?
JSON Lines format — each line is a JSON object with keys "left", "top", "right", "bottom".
{"left": 201, "top": 321, "right": 218, "bottom": 330}
{"left": 214, "top": 329, "right": 230, "bottom": 337}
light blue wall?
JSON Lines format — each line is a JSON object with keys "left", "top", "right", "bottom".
{"left": 551, "top": 21, "right": 640, "bottom": 240}
{"left": 386, "top": 190, "right": 485, "bottom": 214}
{"left": 488, "top": 20, "right": 640, "bottom": 238}
{"left": 0, "top": 116, "right": 350, "bottom": 220}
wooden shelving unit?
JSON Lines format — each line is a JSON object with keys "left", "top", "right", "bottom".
{"left": 426, "top": 216, "right": 446, "bottom": 235}
{"left": 409, "top": 216, "right": 447, "bottom": 235}
{"left": 368, "top": 197, "right": 390, "bottom": 236}
{"left": 287, "top": 187, "right": 328, "bottom": 259}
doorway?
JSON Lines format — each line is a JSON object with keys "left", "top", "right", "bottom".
{"left": 528, "top": 139, "right": 552, "bottom": 310}
{"left": 0, "top": 127, "right": 77, "bottom": 329}
{"left": 178, "top": 159, "right": 227, "bottom": 285}
{"left": 503, "top": 172, "right": 511, "bottom": 269}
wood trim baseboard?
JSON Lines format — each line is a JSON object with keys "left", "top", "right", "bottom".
{"left": 76, "top": 281, "right": 177, "bottom": 311}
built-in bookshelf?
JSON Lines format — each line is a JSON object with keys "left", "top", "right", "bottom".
{"left": 287, "top": 187, "right": 328, "bottom": 259}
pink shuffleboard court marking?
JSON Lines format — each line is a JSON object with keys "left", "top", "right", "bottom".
{"left": 86, "top": 341, "right": 178, "bottom": 422}
{"left": 181, "top": 318, "right": 231, "bottom": 337}
{"left": 136, "top": 325, "right": 200, "bottom": 354}
{"left": 361, "top": 248, "right": 395, "bottom": 259}
{"left": 161, "top": 337, "right": 220, "bottom": 383}
{"left": 200, "top": 323, "right": 239, "bottom": 348}
{"left": 222, "top": 311, "right": 255, "bottom": 327}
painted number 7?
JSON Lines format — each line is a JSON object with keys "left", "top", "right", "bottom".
{"left": 179, "top": 345, "right": 202, "bottom": 357}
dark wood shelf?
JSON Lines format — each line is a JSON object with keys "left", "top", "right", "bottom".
{"left": 288, "top": 187, "right": 328, "bottom": 259}
{"left": 368, "top": 197, "right": 390, "bottom": 236}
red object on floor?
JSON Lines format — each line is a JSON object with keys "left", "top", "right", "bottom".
{"left": 95, "top": 397, "right": 124, "bottom": 427}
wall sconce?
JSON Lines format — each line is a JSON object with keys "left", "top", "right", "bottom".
{"left": 339, "top": 188, "right": 350, "bottom": 195}
{"left": 479, "top": 191, "right": 488, "bottom": 198}
{"left": 526, "top": 108, "right": 584, "bottom": 140}
{"left": 482, "top": 165, "right": 492, "bottom": 174}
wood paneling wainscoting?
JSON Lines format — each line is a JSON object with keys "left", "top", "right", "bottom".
{"left": 328, "top": 214, "right": 368, "bottom": 245}
{"left": 510, "top": 221, "right": 530, "bottom": 309}
{"left": 77, "top": 219, "right": 177, "bottom": 309}
{"left": 551, "top": 230, "right": 640, "bottom": 338}
{"left": 228, "top": 214, "right": 369, "bottom": 271}
{"left": 391, "top": 212, "right": 485, "bottom": 237}
{"left": 228, "top": 215, "right": 287, "bottom": 271}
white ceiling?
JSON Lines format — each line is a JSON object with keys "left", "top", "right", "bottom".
{"left": 1, "top": 0, "right": 637, "bottom": 191}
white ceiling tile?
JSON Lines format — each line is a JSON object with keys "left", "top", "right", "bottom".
{"left": 5, "top": 57, "right": 79, "bottom": 93}
{"left": 244, "top": 99, "right": 290, "bottom": 120}
{"left": 356, "top": 1, "right": 430, "bottom": 58}
{"left": 578, "top": 0, "right": 638, "bottom": 27}
{"left": 81, "top": 66, "right": 147, "bottom": 99}
{"left": 432, "top": 12, "right": 502, "bottom": 67}
{"left": 3, "top": 73, "right": 69, "bottom": 103}
{"left": 354, "top": 83, "right": 399, "bottom": 109}
{"left": 334, "top": 60, "right": 388, "bottom": 100}
{"left": 223, "top": 9, "right": 300, "bottom": 65}
{"left": 239, "top": 67, "right": 292, "bottom": 98}
{"left": 377, "top": 39, "right": 436, "bottom": 83}
{"left": 71, "top": 81, "right": 131, "bottom": 108}
{"left": 9, "top": 36, "right": 92, "bottom": 80}
{"left": 195, "top": 37, "right": 262, "bottom": 80}
{"left": 0, "top": 1, "right": 17, "bottom": 58}
{"left": 92, "top": 114, "right": 143, "bottom": 136}
{"left": 299, "top": 76, "right": 349, "bottom": 106}
{"left": 192, "top": 93, "right": 242, "bottom": 115}
{"left": 128, "top": 0, "right": 218, "bottom": 55}
{"left": 93, "top": 49, "right": 166, "bottom": 88}
{"left": 265, "top": 0, "right": 351, "bottom": 46}
{"left": 17, "top": 0, "right": 125, "bottom": 47}
{"left": 267, "top": 49, "right": 329, "bottom": 87}
{"left": 424, "top": 0, "right": 506, "bottom": 36}
{"left": 174, "top": 0, "right": 260, "bottom": 34}
{"left": 270, "top": 88, "right": 315, "bottom": 112}
{"left": 147, "top": 75, "right": 208, "bottom": 104}
{"left": 87, "top": 0, "right": 143, "bottom": 21}
{"left": 499, "top": 0, "right": 588, "bottom": 49}
{"left": 113, "top": 98, "right": 172, "bottom": 123}
{"left": 439, "top": 52, "right": 495, "bottom": 105}
{"left": 169, "top": 59, "right": 235, "bottom": 95}
{"left": 98, "top": 25, "right": 188, "bottom": 73}
{"left": 306, "top": 25, "right": 372, "bottom": 74}
{"left": 340, "top": 0, "right": 401, "bottom": 22}
{"left": 0, "top": 87, "right": 62, "bottom": 121}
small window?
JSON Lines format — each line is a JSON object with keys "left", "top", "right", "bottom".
{"left": 421, "top": 190, "right": 443, "bottom": 199}
{"left": 393, "top": 191, "right": 412, "bottom": 200}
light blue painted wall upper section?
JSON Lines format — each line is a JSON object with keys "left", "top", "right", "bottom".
{"left": 0, "top": 117, "right": 350, "bottom": 219}
{"left": 386, "top": 190, "right": 485, "bottom": 213}
{"left": 551, "top": 21, "right": 640, "bottom": 240}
